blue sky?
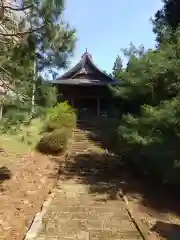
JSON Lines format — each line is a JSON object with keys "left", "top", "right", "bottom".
{"left": 63, "top": 0, "right": 163, "bottom": 74}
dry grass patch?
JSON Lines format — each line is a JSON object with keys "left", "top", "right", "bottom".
{"left": 0, "top": 134, "right": 59, "bottom": 240}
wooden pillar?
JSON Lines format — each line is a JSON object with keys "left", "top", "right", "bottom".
{"left": 97, "top": 98, "right": 100, "bottom": 117}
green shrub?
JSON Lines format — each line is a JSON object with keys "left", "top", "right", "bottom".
{"left": 44, "top": 101, "right": 76, "bottom": 132}
{"left": 17, "top": 118, "right": 43, "bottom": 147}
{"left": 0, "top": 108, "right": 30, "bottom": 134}
{"left": 38, "top": 102, "right": 76, "bottom": 155}
{"left": 37, "top": 128, "right": 68, "bottom": 154}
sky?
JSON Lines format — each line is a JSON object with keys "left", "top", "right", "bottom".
{"left": 63, "top": 0, "right": 163, "bottom": 74}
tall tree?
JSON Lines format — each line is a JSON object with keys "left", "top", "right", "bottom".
{"left": 152, "top": 0, "right": 180, "bottom": 44}
{"left": 0, "top": 0, "right": 76, "bottom": 118}
{"left": 112, "top": 55, "right": 123, "bottom": 77}
{"left": 112, "top": 1, "right": 180, "bottom": 186}
{"left": 0, "top": 0, "right": 75, "bottom": 81}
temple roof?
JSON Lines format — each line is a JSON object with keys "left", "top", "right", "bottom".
{"left": 52, "top": 51, "right": 120, "bottom": 86}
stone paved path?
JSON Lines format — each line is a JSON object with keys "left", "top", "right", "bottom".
{"left": 35, "top": 126, "right": 142, "bottom": 240}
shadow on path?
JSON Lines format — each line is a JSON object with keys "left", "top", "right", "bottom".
{"left": 62, "top": 152, "right": 180, "bottom": 216}
{"left": 151, "top": 221, "right": 180, "bottom": 240}
{"left": 0, "top": 166, "right": 11, "bottom": 184}
{"left": 77, "top": 119, "right": 120, "bottom": 154}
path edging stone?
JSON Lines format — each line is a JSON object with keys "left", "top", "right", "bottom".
{"left": 24, "top": 192, "right": 55, "bottom": 240}
{"left": 24, "top": 129, "right": 75, "bottom": 240}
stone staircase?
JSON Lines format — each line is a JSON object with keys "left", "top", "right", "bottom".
{"left": 35, "top": 121, "right": 142, "bottom": 240}
{"left": 71, "top": 122, "right": 103, "bottom": 154}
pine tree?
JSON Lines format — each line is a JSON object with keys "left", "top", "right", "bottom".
{"left": 0, "top": 0, "right": 76, "bottom": 119}
{"left": 112, "top": 55, "right": 123, "bottom": 77}
{"left": 152, "top": 0, "right": 180, "bottom": 44}
{"left": 113, "top": 1, "right": 180, "bottom": 187}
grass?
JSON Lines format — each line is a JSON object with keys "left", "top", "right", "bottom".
{"left": 0, "top": 118, "right": 43, "bottom": 166}
{"left": 0, "top": 118, "right": 60, "bottom": 240}
{"left": 17, "top": 118, "right": 43, "bottom": 148}
{"left": 0, "top": 135, "right": 29, "bottom": 166}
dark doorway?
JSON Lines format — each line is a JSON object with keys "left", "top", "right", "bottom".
{"left": 74, "top": 98, "right": 97, "bottom": 119}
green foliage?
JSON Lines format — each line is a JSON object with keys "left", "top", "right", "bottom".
{"left": 37, "top": 128, "right": 68, "bottom": 154}
{"left": 37, "top": 102, "right": 76, "bottom": 155}
{"left": 25, "top": 0, "right": 76, "bottom": 77}
{"left": 0, "top": 0, "right": 76, "bottom": 155}
{"left": 152, "top": 0, "right": 180, "bottom": 44}
{"left": 0, "top": 0, "right": 76, "bottom": 126}
{"left": 112, "top": 55, "right": 123, "bottom": 78}
{"left": 0, "top": 117, "right": 44, "bottom": 155}
{"left": 115, "top": 42, "right": 180, "bottom": 185}
{"left": 35, "top": 77, "right": 57, "bottom": 109}
{"left": 0, "top": 108, "right": 30, "bottom": 134}
{"left": 111, "top": 4, "right": 180, "bottom": 188}
{"left": 113, "top": 36, "right": 180, "bottom": 103}
{"left": 44, "top": 101, "right": 76, "bottom": 132}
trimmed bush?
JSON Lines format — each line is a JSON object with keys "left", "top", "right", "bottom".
{"left": 44, "top": 101, "right": 76, "bottom": 132}
{"left": 37, "top": 128, "right": 68, "bottom": 154}
{"left": 37, "top": 102, "right": 76, "bottom": 155}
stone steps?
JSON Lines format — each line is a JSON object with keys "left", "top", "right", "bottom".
{"left": 34, "top": 123, "right": 142, "bottom": 240}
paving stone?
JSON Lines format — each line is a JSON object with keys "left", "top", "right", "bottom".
{"left": 34, "top": 127, "right": 142, "bottom": 240}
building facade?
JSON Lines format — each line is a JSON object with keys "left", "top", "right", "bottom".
{"left": 51, "top": 51, "right": 120, "bottom": 119}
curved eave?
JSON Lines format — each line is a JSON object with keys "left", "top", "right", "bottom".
{"left": 87, "top": 55, "right": 115, "bottom": 82}
{"left": 57, "top": 58, "right": 84, "bottom": 80}
{"left": 56, "top": 52, "right": 116, "bottom": 82}
{"left": 50, "top": 78, "right": 121, "bottom": 86}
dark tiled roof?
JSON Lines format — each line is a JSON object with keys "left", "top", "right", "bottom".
{"left": 53, "top": 51, "right": 120, "bottom": 86}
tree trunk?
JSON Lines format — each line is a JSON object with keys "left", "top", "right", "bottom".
{"left": 30, "top": 59, "right": 37, "bottom": 118}
{"left": 0, "top": 102, "right": 3, "bottom": 120}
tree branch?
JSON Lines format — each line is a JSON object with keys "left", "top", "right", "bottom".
{"left": 0, "top": 74, "right": 31, "bottom": 101}
{"left": 0, "top": 24, "right": 46, "bottom": 36}
{"left": 1, "top": 5, "right": 33, "bottom": 11}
